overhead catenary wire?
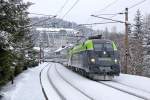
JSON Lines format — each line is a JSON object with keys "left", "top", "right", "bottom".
{"left": 91, "top": 15, "right": 125, "bottom": 23}
{"left": 108, "top": 0, "right": 147, "bottom": 19}
{"left": 61, "top": 0, "right": 80, "bottom": 19}
{"left": 26, "top": 0, "right": 70, "bottom": 27}
{"left": 79, "top": 22, "right": 120, "bottom": 26}
{"left": 56, "top": 0, "right": 69, "bottom": 15}
{"left": 97, "top": 0, "right": 120, "bottom": 15}
{"left": 128, "top": 0, "right": 146, "bottom": 9}
{"left": 28, "top": 13, "right": 55, "bottom": 17}
{"left": 20, "top": 15, "right": 57, "bottom": 28}
{"left": 87, "top": 0, "right": 120, "bottom": 25}
{"left": 22, "top": 0, "right": 70, "bottom": 28}
{"left": 27, "top": 0, "right": 146, "bottom": 30}
{"left": 98, "top": 13, "right": 120, "bottom": 16}
{"left": 84, "top": 0, "right": 120, "bottom": 30}
{"left": 90, "top": 14, "right": 141, "bottom": 26}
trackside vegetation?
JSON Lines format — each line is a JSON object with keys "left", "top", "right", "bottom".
{"left": 0, "top": 0, "right": 38, "bottom": 86}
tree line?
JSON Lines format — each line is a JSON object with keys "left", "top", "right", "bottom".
{"left": 0, "top": 0, "right": 38, "bottom": 86}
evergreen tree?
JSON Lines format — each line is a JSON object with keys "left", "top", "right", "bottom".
{"left": 142, "top": 14, "right": 150, "bottom": 77}
{"left": 0, "top": 0, "right": 17, "bottom": 85}
{"left": 133, "top": 9, "right": 143, "bottom": 39}
{"left": 129, "top": 9, "right": 144, "bottom": 75}
{"left": 0, "top": 0, "right": 37, "bottom": 85}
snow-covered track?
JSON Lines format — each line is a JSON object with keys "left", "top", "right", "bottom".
{"left": 55, "top": 65, "right": 94, "bottom": 100}
{"left": 99, "top": 81, "right": 150, "bottom": 100}
{"left": 47, "top": 66, "right": 66, "bottom": 100}
{"left": 112, "top": 80, "right": 150, "bottom": 94}
{"left": 39, "top": 63, "right": 49, "bottom": 100}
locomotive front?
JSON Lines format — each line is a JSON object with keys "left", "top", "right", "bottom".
{"left": 87, "top": 39, "right": 120, "bottom": 80}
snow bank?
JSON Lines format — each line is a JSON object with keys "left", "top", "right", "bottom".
{"left": 1, "top": 62, "right": 48, "bottom": 100}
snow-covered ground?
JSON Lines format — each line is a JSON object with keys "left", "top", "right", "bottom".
{"left": 55, "top": 63, "right": 146, "bottom": 100}
{"left": 114, "top": 74, "right": 150, "bottom": 93}
{"left": 1, "top": 63, "right": 48, "bottom": 100}
{"left": 1, "top": 62, "right": 150, "bottom": 100}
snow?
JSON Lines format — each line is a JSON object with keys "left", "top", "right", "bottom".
{"left": 48, "top": 63, "right": 91, "bottom": 100}
{"left": 33, "top": 47, "right": 40, "bottom": 51}
{"left": 1, "top": 62, "right": 150, "bottom": 100}
{"left": 40, "top": 62, "right": 61, "bottom": 100}
{"left": 1, "top": 63, "right": 48, "bottom": 100}
{"left": 55, "top": 63, "right": 144, "bottom": 100}
{"left": 113, "top": 74, "right": 150, "bottom": 93}
{"left": 36, "top": 27, "right": 78, "bottom": 33}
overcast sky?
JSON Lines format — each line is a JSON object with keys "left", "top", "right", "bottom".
{"left": 24, "top": 0, "right": 150, "bottom": 32}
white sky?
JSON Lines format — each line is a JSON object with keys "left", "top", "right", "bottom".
{"left": 24, "top": 0, "right": 150, "bottom": 32}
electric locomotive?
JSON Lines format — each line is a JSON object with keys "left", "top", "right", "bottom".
{"left": 67, "top": 35, "right": 120, "bottom": 80}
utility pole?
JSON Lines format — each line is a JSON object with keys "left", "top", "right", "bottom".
{"left": 124, "top": 8, "right": 129, "bottom": 74}
{"left": 39, "top": 43, "right": 42, "bottom": 64}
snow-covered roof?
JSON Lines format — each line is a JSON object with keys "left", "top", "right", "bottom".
{"left": 54, "top": 44, "right": 73, "bottom": 53}
{"left": 36, "top": 27, "right": 78, "bottom": 33}
{"left": 54, "top": 47, "right": 64, "bottom": 52}
{"left": 33, "top": 47, "right": 40, "bottom": 51}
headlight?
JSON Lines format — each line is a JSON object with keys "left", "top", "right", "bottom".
{"left": 103, "top": 51, "right": 106, "bottom": 55}
{"left": 114, "top": 59, "right": 118, "bottom": 63}
{"left": 91, "top": 58, "right": 95, "bottom": 63}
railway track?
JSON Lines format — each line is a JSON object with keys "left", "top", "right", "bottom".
{"left": 39, "top": 63, "right": 49, "bottom": 100}
{"left": 98, "top": 81, "right": 150, "bottom": 100}
{"left": 112, "top": 80, "right": 150, "bottom": 94}
{"left": 47, "top": 64, "right": 66, "bottom": 100}
{"left": 48, "top": 63, "right": 94, "bottom": 100}
{"left": 41, "top": 63, "right": 150, "bottom": 100}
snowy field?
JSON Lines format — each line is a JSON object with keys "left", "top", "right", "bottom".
{"left": 1, "top": 62, "right": 150, "bottom": 100}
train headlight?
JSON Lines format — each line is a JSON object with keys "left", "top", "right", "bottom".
{"left": 103, "top": 51, "right": 106, "bottom": 55}
{"left": 114, "top": 59, "right": 118, "bottom": 63}
{"left": 91, "top": 58, "right": 95, "bottom": 63}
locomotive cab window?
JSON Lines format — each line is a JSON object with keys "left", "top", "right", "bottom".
{"left": 94, "top": 43, "right": 103, "bottom": 51}
{"left": 104, "top": 43, "right": 113, "bottom": 51}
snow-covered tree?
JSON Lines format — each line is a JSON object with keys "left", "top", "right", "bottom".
{"left": 129, "top": 9, "right": 144, "bottom": 75}
{"left": 0, "top": 0, "right": 37, "bottom": 85}
{"left": 142, "top": 14, "right": 150, "bottom": 77}
{"left": 0, "top": 0, "right": 18, "bottom": 85}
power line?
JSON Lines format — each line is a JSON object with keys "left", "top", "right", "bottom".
{"left": 79, "top": 22, "right": 119, "bottom": 26}
{"left": 109, "top": 0, "right": 147, "bottom": 19}
{"left": 129, "top": 0, "right": 146, "bottom": 9}
{"left": 27, "top": 0, "right": 70, "bottom": 27}
{"left": 98, "top": 13, "right": 120, "bottom": 16}
{"left": 20, "top": 15, "right": 57, "bottom": 28}
{"left": 29, "top": 13, "right": 55, "bottom": 17}
{"left": 56, "top": 0, "right": 69, "bottom": 15}
{"left": 86, "top": 0, "right": 119, "bottom": 28}
{"left": 89, "top": 0, "right": 120, "bottom": 26}
{"left": 91, "top": 15, "right": 125, "bottom": 23}
{"left": 97, "top": 0, "right": 120, "bottom": 15}
{"left": 26, "top": 0, "right": 70, "bottom": 28}
{"left": 62, "top": 0, "right": 80, "bottom": 19}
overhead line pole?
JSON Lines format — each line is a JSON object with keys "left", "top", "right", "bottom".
{"left": 124, "top": 8, "right": 129, "bottom": 74}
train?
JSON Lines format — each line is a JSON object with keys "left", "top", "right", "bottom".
{"left": 67, "top": 35, "right": 120, "bottom": 80}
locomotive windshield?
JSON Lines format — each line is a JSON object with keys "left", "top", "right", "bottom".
{"left": 94, "top": 43, "right": 114, "bottom": 51}
{"left": 93, "top": 43, "right": 115, "bottom": 58}
{"left": 105, "top": 43, "right": 114, "bottom": 51}
{"left": 94, "top": 43, "right": 103, "bottom": 51}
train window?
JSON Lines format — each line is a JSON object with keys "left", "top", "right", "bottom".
{"left": 94, "top": 43, "right": 103, "bottom": 51}
{"left": 105, "top": 43, "right": 113, "bottom": 51}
